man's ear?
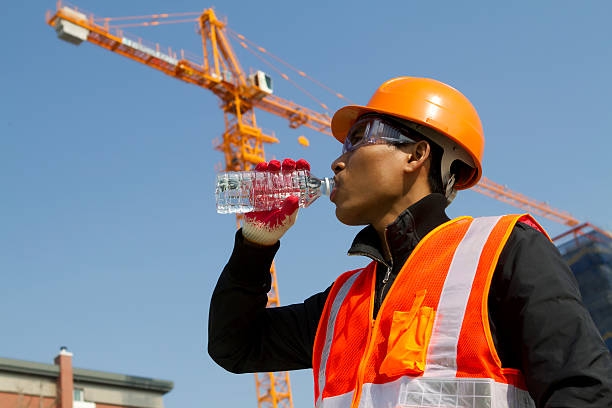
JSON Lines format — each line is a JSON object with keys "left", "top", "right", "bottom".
{"left": 406, "top": 140, "right": 431, "bottom": 168}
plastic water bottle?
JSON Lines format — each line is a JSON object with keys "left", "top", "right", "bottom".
{"left": 215, "top": 169, "right": 335, "bottom": 214}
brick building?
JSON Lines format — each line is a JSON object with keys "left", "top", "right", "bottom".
{"left": 0, "top": 348, "right": 173, "bottom": 408}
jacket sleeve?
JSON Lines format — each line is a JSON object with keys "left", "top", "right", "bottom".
{"left": 208, "top": 229, "right": 330, "bottom": 374}
{"left": 489, "top": 223, "right": 612, "bottom": 407}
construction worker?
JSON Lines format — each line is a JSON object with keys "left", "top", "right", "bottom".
{"left": 208, "top": 77, "right": 612, "bottom": 407}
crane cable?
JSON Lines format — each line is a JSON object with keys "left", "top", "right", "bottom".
{"left": 96, "top": 8, "right": 353, "bottom": 116}
{"left": 226, "top": 28, "right": 355, "bottom": 111}
{"left": 86, "top": 3, "right": 354, "bottom": 119}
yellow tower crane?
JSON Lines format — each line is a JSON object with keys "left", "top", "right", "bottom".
{"left": 46, "top": 2, "right": 590, "bottom": 407}
{"left": 46, "top": 3, "right": 333, "bottom": 407}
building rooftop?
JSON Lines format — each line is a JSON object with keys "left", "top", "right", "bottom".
{"left": 0, "top": 356, "right": 173, "bottom": 394}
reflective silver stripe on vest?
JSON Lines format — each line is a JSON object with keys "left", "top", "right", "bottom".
{"left": 316, "top": 390, "right": 353, "bottom": 408}
{"left": 424, "top": 216, "right": 502, "bottom": 377}
{"left": 318, "top": 378, "right": 534, "bottom": 408}
{"left": 316, "top": 270, "right": 363, "bottom": 408}
{"left": 355, "top": 377, "right": 535, "bottom": 408}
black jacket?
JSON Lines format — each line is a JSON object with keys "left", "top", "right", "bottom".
{"left": 208, "top": 194, "right": 612, "bottom": 407}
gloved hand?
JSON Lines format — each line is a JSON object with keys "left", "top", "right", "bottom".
{"left": 242, "top": 158, "right": 310, "bottom": 246}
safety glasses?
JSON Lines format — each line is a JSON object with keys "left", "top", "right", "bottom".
{"left": 342, "top": 116, "right": 420, "bottom": 154}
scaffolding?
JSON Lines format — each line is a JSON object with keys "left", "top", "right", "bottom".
{"left": 554, "top": 224, "right": 612, "bottom": 351}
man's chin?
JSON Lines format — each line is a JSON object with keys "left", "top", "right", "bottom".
{"left": 335, "top": 208, "right": 363, "bottom": 227}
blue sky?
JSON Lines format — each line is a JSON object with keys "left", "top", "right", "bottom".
{"left": 2, "top": 1, "right": 611, "bottom": 407}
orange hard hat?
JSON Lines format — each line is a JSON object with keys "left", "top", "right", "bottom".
{"left": 331, "top": 77, "right": 484, "bottom": 190}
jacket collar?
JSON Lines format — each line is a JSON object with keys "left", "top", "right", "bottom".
{"left": 347, "top": 193, "right": 451, "bottom": 269}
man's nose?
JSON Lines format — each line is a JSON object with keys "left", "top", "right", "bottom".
{"left": 331, "top": 156, "right": 346, "bottom": 174}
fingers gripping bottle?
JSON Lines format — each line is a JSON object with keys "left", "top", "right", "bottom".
{"left": 215, "top": 160, "right": 334, "bottom": 214}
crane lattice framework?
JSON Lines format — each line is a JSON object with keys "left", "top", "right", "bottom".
{"left": 46, "top": 2, "right": 585, "bottom": 407}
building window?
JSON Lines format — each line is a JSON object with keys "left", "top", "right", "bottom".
{"left": 74, "top": 388, "right": 84, "bottom": 401}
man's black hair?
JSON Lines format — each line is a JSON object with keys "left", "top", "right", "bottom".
{"left": 425, "top": 139, "right": 445, "bottom": 195}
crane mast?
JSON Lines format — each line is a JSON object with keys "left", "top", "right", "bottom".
{"left": 46, "top": 2, "right": 588, "bottom": 407}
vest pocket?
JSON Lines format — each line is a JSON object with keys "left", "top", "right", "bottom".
{"left": 379, "top": 289, "right": 435, "bottom": 377}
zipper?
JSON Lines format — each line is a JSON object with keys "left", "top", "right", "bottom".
{"left": 350, "top": 250, "right": 392, "bottom": 319}
{"left": 379, "top": 264, "right": 392, "bottom": 310}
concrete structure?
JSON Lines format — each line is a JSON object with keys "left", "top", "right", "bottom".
{"left": 0, "top": 348, "right": 173, "bottom": 408}
{"left": 555, "top": 224, "right": 612, "bottom": 352}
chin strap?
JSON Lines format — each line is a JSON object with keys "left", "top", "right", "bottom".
{"left": 445, "top": 173, "right": 457, "bottom": 206}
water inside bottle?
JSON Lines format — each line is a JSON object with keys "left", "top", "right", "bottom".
{"left": 216, "top": 172, "right": 256, "bottom": 214}
{"left": 215, "top": 171, "right": 334, "bottom": 214}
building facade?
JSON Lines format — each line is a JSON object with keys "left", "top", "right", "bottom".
{"left": 555, "top": 224, "right": 612, "bottom": 352}
{"left": 0, "top": 348, "right": 173, "bottom": 408}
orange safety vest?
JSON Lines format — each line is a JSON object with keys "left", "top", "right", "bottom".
{"left": 313, "top": 215, "right": 547, "bottom": 408}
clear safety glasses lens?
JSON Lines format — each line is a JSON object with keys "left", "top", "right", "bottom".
{"left": 342, "top": 118, "right": 418, "bottom": 154}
